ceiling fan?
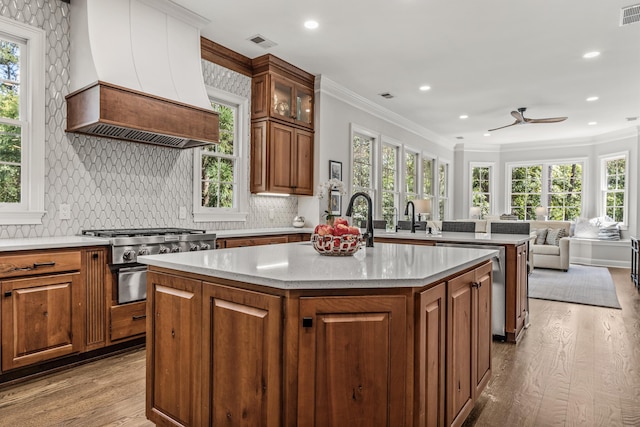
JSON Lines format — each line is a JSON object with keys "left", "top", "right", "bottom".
{"left": 488, "top": 107, "right": 567, "bottom": 132}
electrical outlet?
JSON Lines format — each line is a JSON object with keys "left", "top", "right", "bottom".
{"left": 179, "top": 206, "right": 187, "bottom": 219}
{"left": 59, "top": 204, "right": 71, "bottom": 220}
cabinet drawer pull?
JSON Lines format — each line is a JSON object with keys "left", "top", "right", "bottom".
{"left": 4, "top": 291, "right": 12, "bottom": 297}
{"left": 302, "top": 317, "right": 313, "bottom": 328}
{"left": 132, "top": 314, "right": 147, "bottom": 321}
{"left": 33, "top": 261, "right": 56, "bottom": 269}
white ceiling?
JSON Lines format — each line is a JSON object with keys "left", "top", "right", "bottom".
{"left": 174, "top": 0, "right": 640, "bottom": 146}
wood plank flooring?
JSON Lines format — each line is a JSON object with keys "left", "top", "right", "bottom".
{"left": 0, "top": 267, "right": 638, "bottom": 426}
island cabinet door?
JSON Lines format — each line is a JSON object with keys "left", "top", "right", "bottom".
{"left": 297, "top": 295, "right": 408, "bottom": 427}
{"left": 146, "top": 272, "right": 202, "bottom": 427}
{"left": 515, "top": 244, "right": 528, "bottom": 336}
{"left": 447, "top": 269, "right": 475, "bottom": 427}
{"left": 473, "top": 262, "right": 492, "bottom": 397}
{"left": 416, "top": 283, "right": 446, "bottom": 427}
{"left": 201, "top": 282, "right": 282, "bottom": 427}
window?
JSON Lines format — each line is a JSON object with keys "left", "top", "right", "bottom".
{"left": 381, "top": 142, "right": 398, "bottom": 228}
{"left": 0, "top": 18, "right": 45, "bottom": 224}
{"left": 508, "top": 161, "right": 583, "bottom": 221}
{"left": 350, "top": 130, "right": 376, "bottom": 224}
{"left": 403, "top": 149, "right": 419, "bottom": 206}
{"left": 470, "top": 163, "right": 493, "bottom": 218}
{"left": 421, "top": 154, "right": 435, "bottom": 219}
{"left": 601, "top": 153, "right": 627, "bottom": 224}
{"left": 438, "top": 161, "right": 449, "bottom": 220}
{"left": 193, "top": 88, "right": 248, "bottom": 222}
{"left": 547, "top": 163, "right": 582, "bottom": 221}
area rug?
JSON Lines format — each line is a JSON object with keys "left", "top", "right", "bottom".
{"left": 528, "top": 264, "right": 621, "bottom": 309}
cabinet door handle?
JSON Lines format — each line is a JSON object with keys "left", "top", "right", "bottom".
{"left": 132, "top": 314, "right": 147, "bottom": 321}
{"left": 4, "top": 291, "right": 12, "bottom": 298}
{"left": 33, "top": 261, "right": 56, "bottom": 269}
{"left": 302, "top": 317, "right": 313, "bottom": 328}
{"left": 472, "top": 282, "right": 481, "bottom": 288}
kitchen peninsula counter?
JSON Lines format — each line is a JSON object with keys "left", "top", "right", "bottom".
{"left": 139, "top": 243, "right": 496, "bottom": 427}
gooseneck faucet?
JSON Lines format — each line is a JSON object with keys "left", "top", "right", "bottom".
{"left": 345, "top": 192, "right": 374, "bottom": 247}
{"left": 405, "top": 200, "right": 416, "bottom": 233}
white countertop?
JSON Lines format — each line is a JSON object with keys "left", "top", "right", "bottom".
{"left": 0, "top": 236, "right": 110, "bottom": 252}
{"left": 138, "top": 242, "right": 497, "bottom": 290}
{"left": 376, "top": 230, "right": 531, "bottom": 245}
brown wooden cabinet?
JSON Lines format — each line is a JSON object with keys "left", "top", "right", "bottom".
{"left": 202, "top": 281, "right": 282, "bottom": 426}
{"left": 217, "top": 233, "right": 308, "bottom": 249}
{"left": 251, "top": 120, "right": 313, "bottom": 195}
{"left": 250, "top": 54, "right": 314, "bottom": 196}
{"left": 505, "top": 242, "right": 529, "bottom": 342}
{"left": 82, "top": 248, "right": 108, "bottom": 351}
{"left": 1, "top": 271, "right": 82, "bottom": 371}
{"left": 447, "top": 262, "right": 492, "bottom": 427}
{"left": 146, "top": 271, "right": 203, "bottom": 427}
{"left": 0, "top": 249, "right": 83, "bottom": 372}
{"left": 297, "top": 295, "right": 408, "bottom": 426}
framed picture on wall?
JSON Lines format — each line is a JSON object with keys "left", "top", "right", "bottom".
{"left": 329, "top": 160, "right": 342, "bottom": 181}
{"left": 330, "top": 190, "right": 341, "bottom": 215}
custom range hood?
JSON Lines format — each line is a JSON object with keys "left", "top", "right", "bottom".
{"left": 65, "top": 0, "right": 218, "bottom": 149}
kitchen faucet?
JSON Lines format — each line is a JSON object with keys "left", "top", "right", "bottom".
{"left": 346, "top": 192, "right": 374, "bottom": 247}
{"left": 404, "top": 201, "right": 417, "bottom": 233}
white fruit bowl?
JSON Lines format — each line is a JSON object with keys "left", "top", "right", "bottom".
{"left": 311, "top": 233, "right": 363, "bottom": 256}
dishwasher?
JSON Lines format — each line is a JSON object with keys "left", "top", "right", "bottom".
{"left": 436, "top": 243, "right": 507, "bottom": 340}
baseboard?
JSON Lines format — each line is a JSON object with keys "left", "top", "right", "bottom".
{"left": 570, "top": 257, "right": 630, "bottom": 268}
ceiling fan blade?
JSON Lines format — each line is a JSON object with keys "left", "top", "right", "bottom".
{"left": 524, "top": 117, "right": 568, "bottom": 124}
{"left": 510, "top": 110, "right": 525, "bottom": 123}
{"left": 488, "top": 121, "right": 519, "bottom": 132}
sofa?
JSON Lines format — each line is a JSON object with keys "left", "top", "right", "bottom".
{"left": 428, "top": 219, "right": 571, "bottom": 271}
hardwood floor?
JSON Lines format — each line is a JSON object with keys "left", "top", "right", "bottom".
{"left": 0, "top": 267, "right": 638, "bottom": 426}
{"left": 465, "top": 267, "right": 640, "bottom": 426}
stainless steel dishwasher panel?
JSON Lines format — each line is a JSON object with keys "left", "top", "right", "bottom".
{"left": 436, "top": 243, "right": 506, "bottom": 339}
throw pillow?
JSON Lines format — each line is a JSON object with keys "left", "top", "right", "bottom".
{"left": 545, "top": 228, "right": 565, "bottom": 246}
{"left": 533, "top": 228, "right": 548, "bottom": 245}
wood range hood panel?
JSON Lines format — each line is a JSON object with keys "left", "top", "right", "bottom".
{"left": 65, "top": 81, "right": 219, "bottom": 149}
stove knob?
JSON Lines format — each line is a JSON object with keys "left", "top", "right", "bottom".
{"left": 189, "top": 244, "right": 199, "bottom": 251}
{"left": 123, "top": 250, "right": 136, "bottom": 261}
{"left": 138, "top": 247, "right": 150, "bottom": 256}
{"left": 158, "top": 246, "right": 169, "bottom": 254}
{"left": 199, "top": 243, "right": 211, "bottom": 251}
{"left": 170, "top": 245, "right": 181, "bottom": 253}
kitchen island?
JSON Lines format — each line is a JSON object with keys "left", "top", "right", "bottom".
{"left": 139, "top": 242, "right": 497, "bottom": 427}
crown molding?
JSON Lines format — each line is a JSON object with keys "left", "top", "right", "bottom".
{"left": 317, "top": 75, "right": 452, "bottom": 149}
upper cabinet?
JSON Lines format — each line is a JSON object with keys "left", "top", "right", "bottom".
{"left": 250, "top": 55, "right": 315, "bottom": 195}
{"left": 251, "top": 55, "right": 314, "bottom": 130}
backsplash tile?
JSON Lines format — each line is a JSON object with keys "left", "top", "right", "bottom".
{"left": 0, "top": 0, "right": 297, "bottom": 239}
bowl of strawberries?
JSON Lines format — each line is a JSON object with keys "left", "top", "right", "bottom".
{"left": 311, "top": 218, "right": 363, "bottom": 256}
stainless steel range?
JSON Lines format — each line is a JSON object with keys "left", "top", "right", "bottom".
{"left": 82, "top": 228, "right": 217, "bottom": 304}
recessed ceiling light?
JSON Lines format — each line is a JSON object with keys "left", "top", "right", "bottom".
{"left": 586, "top": 96, "right": 599, "bottom": 102}
{"left": 419, "top": 85, "right": 431, "bottom": 91}
{"left": 459, "top": 115, "right": 468, "bottom": 119}
{"left": 483, "top": 133, "right": 491, "bottom": 137}
{"left": 588, "top": 121, "right": 598, "bottom": 125}
{"left": 304, "top": 20, "right": 319, "bottom": 29}
{"left": 583, "top": 51, "right": 600, "bottom": 59}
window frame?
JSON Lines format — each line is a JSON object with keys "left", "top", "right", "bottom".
{"left": 0, "top": 17, "right": 45, "bottom": 225}
{"left": 599, "top": 151, "right": 628, "bottom": 228}
{"left": 380, "top": 137, "right": 400, "bottom": 228}
{"left": 192, "top": 86, "right": 248, "bottom": 222}
{"left": 437, "top": 159, "right": 451, "bottom": 220}
{"left": 349, "top": 125, "right": 378, "bottom": 219}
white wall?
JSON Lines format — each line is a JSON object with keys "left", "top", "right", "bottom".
{"left": 301, "top": 76, "right": 455, "bottom": 227}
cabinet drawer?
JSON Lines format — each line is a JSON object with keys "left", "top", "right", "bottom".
{"left": 0, "top": 251, "right": 81, "bottom": 279}
{"left": 224, "top": 235, "right": 289, "bottom": 248}
{"left": 110, "top": 302, "right": 146, "bottom": 341}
